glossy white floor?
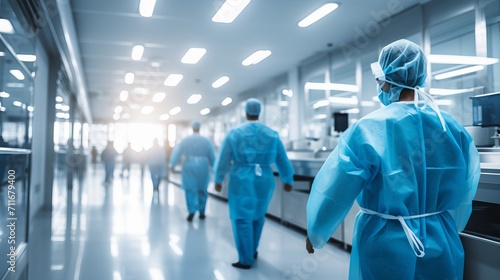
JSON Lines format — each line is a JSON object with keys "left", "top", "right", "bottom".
{"left": 27, "top": 165, "right": 350, "bottom": 280}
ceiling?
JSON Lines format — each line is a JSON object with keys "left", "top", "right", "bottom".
{"left": 70, "top": 0, "right": 428, "bottom": 123}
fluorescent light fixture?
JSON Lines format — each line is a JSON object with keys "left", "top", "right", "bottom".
{"left": 212, "top": 76, "right": 230, "bottom": 88}
{"left": 314, "top": 114, "right": 328, "bottom": 120}
{"left": 181, "top": 48, "right": 206, "bottom": 64}
{"left": 221, "top": 97, "right": 232, "bottom": 106}
{"left": 6, "top": 83, "right": 24, "bottom": 88}
{"left": 0, "top": 91, "right": 10, "bottom": 98}
{"left": 55, "top": 104, "right": 63, "bottom": 109}
{"left": 13, "top": 101, "right": 22, "bottom": 107}
{"left": 305, "top": 82, "right": 358, "bottom": 92}
{"left": 125, "top": 72, "right": 134, "bottom": 84}
{"left": 114, "top": 106, "right": 122, "bottom": 114}
{"left": 10, "top": 69, "right": 25, "bottom": 80}
{"left": 61, "top": 105, "right": 70, "bottom": 112}
{"left": 298, "top": 3, "right": 339, "bottom": 28}
{"left": 313, "top": 100, "right": 330, "bottom": 109}
{"left": 17, "top": 54, "right": 36, "bottom": 62}
{"left": 434, "top": 65, "right": 484, "bottom": 80}
{"left": 159, "top": 114, "right": 170, "bottom": 120}
{"left": 169, "top": 107, "right": 181, "bottom": 115}
{"left": 141, "top": 106, "right": 154, "bottom": 114}
{"left": 282, "top": 89, "right": 293, "bottom": 97}
{"left": 56, "top": 96, "right": 63, "bottom": 102}
{"left": 434, "top": 99, "right": 453, "bottom": 106}
{"left": 342, "top": 108, "right": 360, "bottom": 114}
{"left": 164, "top": 74, "right": 183, "bottom": 86}
{"left": 187, "top": 94, "right": 202, "bottom": 104}
{"left": 139, "top": 0, "right": 157, "bottom": 17}
{"left": 329, "top": 96, "right": 358, "bottom": 105}
{"left": 0, "top": 107, "right": 5, "bottom": 111}
{"left": 131, "top": 45, "right": 144, "bottom": 61}
{"left": 27, "top": 106, "right": 34, "bottom": 112}
{"left": 428, "top": 87, "right": 479, "bottom": 96}
{"left": 0, "top": 19, "right": 14, "bottom": 34}
{"left": 0, "top": 52, "right": 5, "bottom": 56}
{"left": 212, "top": 0, "right": 251, "bottom": 23}
{"left": 200, "top": 108, "right": 210, "bottom": 115}
{"left": 113, "top": 114, "right": 120, "bottom": 120}
{"left": 119, "top": 90, "right": 128, "bottom": 101}
{"left": 242, "top": 50, "right": 271, "bottom": 66}
{"left": 152, "top": 92, "right": 166, "bottom": 103}
{"left": 428, "top": 54, "right": 499, "bottom": 65}
{"left": 56, "top": 112, "right": 66, "bottom": 119}
{"left": 361, "top": 101, "right": 376, "bottom": 107}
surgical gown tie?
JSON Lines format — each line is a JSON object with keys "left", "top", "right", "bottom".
{"left": 360, "top": 207, "right": 443, "bottom": 257}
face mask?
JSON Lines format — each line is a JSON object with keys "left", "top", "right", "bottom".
{"left": 377, "top": 83, "right": 391, "bottom": 106}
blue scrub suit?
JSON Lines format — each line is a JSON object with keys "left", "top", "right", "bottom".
{"left": 214, "top": 121, "right": 294, "bottom": 266}
{"left": 306, "top": 103, "right": 480, "bottom": 280}
{"left": 170, "top": 134, "right": 215, "bottom": 215}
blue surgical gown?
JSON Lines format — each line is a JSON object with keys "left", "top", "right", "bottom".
{"left": 170, "top": 134, "right": 215, "bottom": 191}
{"left": 307, "top": 103, "right": 480, "bottom": 280}
{"left": 214, "top": 122, "right": 294, "bottom": 220}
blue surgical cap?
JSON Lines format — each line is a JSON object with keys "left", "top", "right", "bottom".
{"left": 378, "top": 39, "right": 427, "bottom": 88}
{"left": 191, "top": 121, "right": 201, "bottom": 130}
{"left": 245, "top": 98, "right": 261, "bottom": 116}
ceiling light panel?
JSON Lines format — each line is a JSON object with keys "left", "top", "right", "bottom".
{"left": 164, "top": 74, "right": 183, "bottom": 86}
{"left": 159, "top": 114, "right": 170, "bottom": 120}
{"left": 221, "top": 97, "right": 232, "bottom": 106}
{"left": 169, "top": 107, "right": 181, "bottom": 115}
{"left": 119, "top": 90, "right": 128, "bottom": 101}
{"left": 434, "top": 65, "right": 484, "bottom": 80}
{"left": 242, "top": 50, "right": 272, "bottom": 66}
{"left": 0, "top": 19, "right": 14, "bottom": 34}
{"left": 200, "top": 108, "right": 210, "bottom": 115}
{"left": 428, "top": 55, "right": 499, "bottom": 65}
{"left": 152, "top": 92, "right": 166, "bottom": 103}
{"left": 10, "top": 69, "right": 25, "bottom": 80}
{"left": 17, "top": 54, "right": 36, "bottom": 62}
{"left": 187, "top": 94, "right": 202, "bottom": 104}
{"left": 131, "top": 45, "right": 144, "bottom": 61}
{"left": 181, "top": 48, "right": 206, "bottom": 64}
{"left": 139, "top": 0, "right": 157, "bottom": 17}
{"left": 212, "top": 76, "right": 230, "bottom": 88}
{"left": 141, "top": 106, "right": 154, "bottom": 114}
{"left": 125, "top": 72, "right": 134, "bottom": 84}
{"left": 212, "top": 0, "right": 251, "bottom": 23}
{"left": 298, "top": 3, "right": 339, "bottom": 28}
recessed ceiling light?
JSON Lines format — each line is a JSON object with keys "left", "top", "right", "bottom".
{"left": 169, "top": 107, "right": 181, "bottom": 115}
{"left": 10, "top": 69, "right": 25, "bottom": 80}
{"left": 114, "top": 106, "right": 122, "bottom": 114}
{"left": 152, "top": 92, "right": 166, "bottom": 103}
{"left": 139, "top": 0, "right": 157, "bottom": 17}
{"left": 187, "top": 94, "right": 202, "bottom": 104}
{"left": 200, "top": 108, "right": 210, "bottom": 115}
{"left": 0, "top": 19, "right": 15, "bottom": 34}
{"left": 131, "top": 45, "right": 144, "bottom": 61}
{"left": 298, "top": 3, "right": 339, "bottom": 28}
{"left": 221, "top": 97, "right": 232, "bottom": 106}
{"left": 212, "top": 0, "right": 251, "bottom": 23}
{"left": 242, "top": 50, "right": 271, "bottom": 66}
{"left": 159, "top": 114, "right": 170, "bottom": 120}
{"left": 13, "top": 101, "right": 22, "bottom": 107}
{"left": 164, "top": 74, "right": 183, "bottom": 86}
{"left": 119, "top": 90, "right": 128, "bottom": 101}
{"left": 125, "top": 72, "right": 134, "bottom": 84}
{"left": 181, "top": 48, "right": 206, "bottom": 64}
{"left": 0, "top": 91, "right": 10, "bottom": 98}
{"left": 17, "top": 54, "right": 36, "bottom": 62}
{"left": 212, "top": 76, "right": 230, "bottom": 88}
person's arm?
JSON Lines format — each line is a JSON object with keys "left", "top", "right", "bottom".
{"left": 306, "top": 135, "right": 370, "bottom": 250}
{"left": 213, "top": 135, "right": 233, "bottom": 191}
{"left": 447, "top": 131, "right": 481, "bottom": 231}
{"left": 207, "top": 141, "right": 216, "bottom": 168}
{"left": 169, "top": 142, "right": 182, "bottom": 168}
{"left": 275, "top": 139, "right": 294, "bottom": 191}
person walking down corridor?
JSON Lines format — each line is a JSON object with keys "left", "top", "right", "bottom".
{"left": 147, "top": 140, "right": 167, "bottom": 192}
{"left": 213, "top": 98, "right": 294, "bottom": 269}
{"left": 170, "top": 121, "right": 215, "bottom": 222}
{"left": 121, "top": 143, "right": 134, "bottom": 178}
{"left": 101, "top": 141, "right": 118, "bottom": 183}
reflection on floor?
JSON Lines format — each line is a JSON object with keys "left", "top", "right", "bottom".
{"left": 27, "top": 165, "right": 350, "bottom": 280}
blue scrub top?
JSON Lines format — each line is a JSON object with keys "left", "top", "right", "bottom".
{"left": 214, "top": 121, "right": 294, "bottom": 220}
{"left": 307, "top": 103, "right": 480, "bottom": 280}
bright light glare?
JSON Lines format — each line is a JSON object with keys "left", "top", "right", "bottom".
{"left": 0, "top": 19, "right": 14, "bottom": 34}
{"left": 139, "top": 0, "right": 157, "bottom": 17}
{"left": 434, "top": 99, "right": 453, "bottom": 106}
{"left": 0, "top": 91, "right": 10, "bottom": 98}
{"left": 13, "top": 101, "right": 22, "bottom": 107}
{"left": 17, "top": 54, "right": 36, "bottom": 62}
{"left": 148, "top": 269, "right": 165, "bottom": 280}
{"left": 428, "top": 54, "right": 499, "bottom": 65}
{"left": 125, "top": 72, "right": 135, "bottom": 84}
{"left": 10, "top": 69, "right": 25, "bottom": 80}
{"left": 298, "top": 3, "right": 339, "bottom": 28}
{"left": 114, "top": 106, "right": 122, "bottom": 114}
{"left": 56, "top": 96, "right": 63, "bottom": 102}
{"left": 119, "top": 90, "right": 129, "bottom": 101}
{"left": 169, "top": 107, "right": 181, "bottom": 115}
{"left": 181, "top": 48, "right": 206, "bottom": 64}
{"left": 131, "top": 45, "right": 144, "bottom": 61}
{"left": 152, "top": 92, "right": 166, "bottom": 103}
{"left": 164, "top": 74, "right": 183, "bottom": 86}
{"left": 212, "top": 76, "right": 230, "bottom": 88}
{"left": 141, "top": 106, "right": 154, "bottom": 114}
{"left": 212, "top": 0, "right": 251, "bottom": 23}
{"left": 282, "top": 89, "right": 293, "bottom": 97}
{"left": 305, "top": 82, "right": 358, "bottom": 92}
{"left": 159, "top": 114, "right": 170, "bottom": 120}
{"left": 187, "top": 94, "right": 202, "bottom": 104}
{"left": 221, "top": 97, "right": 232, "bottom": 106}
{"left": 242, "top": 50, "right": 271, "bottom": 66}
{"left": 200, "top": 108, "right": 210, "bottom": 115}
{"left": 434, "top": 65, "right": 484, "bottom": 80}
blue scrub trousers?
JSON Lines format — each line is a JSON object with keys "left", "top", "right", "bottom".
{"left": 185, "top": 189, "right": 208, "bottom": 214}
{"left": 104, "top": 163, "right": 115, "bottom": 182}
{"left": 231, "top": 217, "right": 265, "bottom": 265}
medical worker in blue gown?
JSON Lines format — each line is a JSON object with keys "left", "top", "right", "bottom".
{"left": 170, "top": 121, "right": 215, "bottom": 221}
{"left": 214, "top": 98, "right": 294, "bottom": 269}
{"left": 306, "top": 39, "right": 480, "bottom": 280}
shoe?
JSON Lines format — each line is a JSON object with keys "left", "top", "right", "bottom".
{"left": 232, "top": 262, "right": 251, "bottom": 269}
{"left": 187, "top": 214, "right": 194, "bottom": 222}
{"left": 199, "top": 214, "right": 206, "bottom": 220}
{"left": 254, "top": 251, "right": 258, "bottom": 259}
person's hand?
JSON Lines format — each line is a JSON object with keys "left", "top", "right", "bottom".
{"left": 306, "top": 236, "right": 314, "bottom": 254}
{"left": 215, "top": 183, "right": 222, "bottom": 192}
{"left": 283, "top": 183, "right": 292, "bottom": 192}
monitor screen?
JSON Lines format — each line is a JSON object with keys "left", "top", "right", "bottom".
{"left": 333, "top": 113, "right": 349, "bottom": 132}
{"left": 472, "top": 93, "right": 500, "bottom": 127}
